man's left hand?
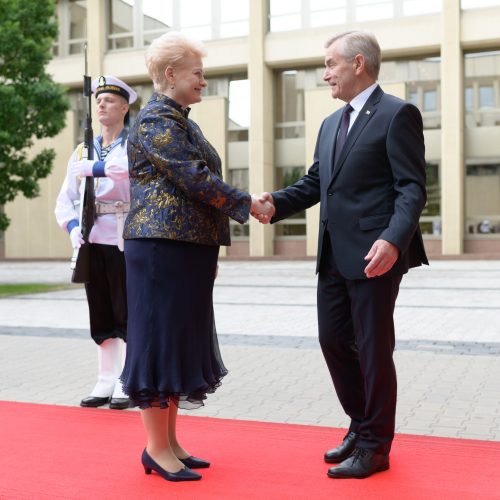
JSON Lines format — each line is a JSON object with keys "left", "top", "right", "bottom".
{"left": 364, "top": 239, "right": 399, "bottom": 278}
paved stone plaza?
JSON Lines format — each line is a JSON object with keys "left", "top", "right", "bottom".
{"left": 0, "top": 259, "right": 499, "bottom": 441}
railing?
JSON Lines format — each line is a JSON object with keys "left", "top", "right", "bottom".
{"left": 275, "top": 121, "right": 305, "bottom": 139}
{"left": 466, "top": 215, "right": 500, "bottom": 236}
{"left": 107, "top": 32, "right": 134, "bottom": 50}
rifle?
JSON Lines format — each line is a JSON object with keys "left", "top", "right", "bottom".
{"left": 70, "top": 43, "right": 96, "bottom": 283}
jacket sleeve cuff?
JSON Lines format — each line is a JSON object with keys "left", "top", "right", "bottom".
{"left": 66, "top": 219, "right": 79, "bottom": 234}
{"left": 92, "top": 161, "right": 106, "bottom": 177}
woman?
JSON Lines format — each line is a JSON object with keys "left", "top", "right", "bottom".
{"left": 120, "top": 31, "right": 272, "bottom": 482}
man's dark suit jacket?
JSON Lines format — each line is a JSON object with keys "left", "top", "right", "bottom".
{"left": 272, "top": 85, "right": 428, "bottom": 280}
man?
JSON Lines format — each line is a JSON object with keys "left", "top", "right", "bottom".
{"left": 261, "top": 31, "right": 428, "bottom": 478}
{"left": 55, "top": 76, "right": 137, "bottom": 410}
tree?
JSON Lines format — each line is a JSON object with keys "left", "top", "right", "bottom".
{"left": 0, "top": 0, "right": 69, "bottom": 231}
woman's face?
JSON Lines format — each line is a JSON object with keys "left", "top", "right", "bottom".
{"left": 168, "top": 54, "right": 207, "bottom": 108}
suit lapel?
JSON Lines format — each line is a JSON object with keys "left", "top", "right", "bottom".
{"left": 329, "top": 86, "right": 384, "bottom": 185}
{"left": 326, "top": 113, "right": 342, "bottom": 177}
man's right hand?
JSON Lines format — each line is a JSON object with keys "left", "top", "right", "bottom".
{"left": 250, "top": 193, "right": 275, "bottom": 224}
{"left": 69, "top": 226, "right": 85, "bottom": 249}
{"left": 71, "top": 160, "right": 95, "bottom": 178}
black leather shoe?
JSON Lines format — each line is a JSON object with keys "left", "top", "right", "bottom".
{"left": 141, "top": 449, "right": 201, "bottom": 482}
{"left": 327, "top": 448, "right": 389, "bottom": 479}
{"left": 80, "top": 396, "right": 110, "bottom": 408}
{"left": 109, "top": 398, "right": 130, "bottom": 410}
{"left": 179, "top": 456, "right": 210, "bottom": 469}
{"left": 324, "top": 431, "right": 358, "bottom": 463}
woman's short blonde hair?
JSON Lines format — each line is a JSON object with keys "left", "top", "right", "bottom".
{"left": 145, "top": 31, "right": 207, "bottom": 92}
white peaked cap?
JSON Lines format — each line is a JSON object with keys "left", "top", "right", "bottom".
{"left": 91, "top": 75, "right": 137, "bottom": 104}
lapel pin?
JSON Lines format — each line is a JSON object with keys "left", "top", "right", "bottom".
{"left": 365, "top": 110, "right": 371, "bottom": 115}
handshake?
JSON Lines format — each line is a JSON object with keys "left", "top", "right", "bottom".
{"left": 250, "top": 192, "right": 275, "bottom": 224}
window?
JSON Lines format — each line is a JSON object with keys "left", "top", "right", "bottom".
{"left": 55, "top": 0, "right": 87, "bottom": 56}
{"left": 220, "top": 0, "right": 249, "bottom": 38}
{"left": 461, "top": 0, "right": 500, "bottom": 9}
{"left": 201, "top": 75, "right": 249, "bottom": 141}
{"left": 275, "top": 70, "right": 306, "bottom": 139}
{"left": 465, "top": 164, "right": 500, "bottom": 236}
{"left": 420, "top": 163, "right": 441, "bottom": 236}
{"left": 356, "top": 0, "right": 393, "bottom": 22}
{"left": 465, "top": 87, "right": 473, "bottom": 111}
{"left": 228, "top": 79, "right": 250, "bottom": 138}
{"left": 408, "top": 91, "right": 418, "bottom": 106}
{"left": 228, "top": 78, "right": 249, "bottom": 238}
{"left": 479, "top": 86, "right": 495, "bottom": 108}
{"left": 310, "top": 0, "right": 346, "bottom": 27}
{"left": 403, "top": 0, "right": 440, "bottom": 16}
{"left": 228, "top": 169, "right": 249, "bottom": 238}
{"left": 179, "top": 0, "right": 211, "bottom": 41}
{"left": 108, "top": 0, "right": 134, "bottom": 50}
{"left": 207, "top": 75, "right": 250, "bottom": 142}
{"left": 269, "top": 0, "right": 301, "bottom": 32}
{"left": 68, "top": 0, "right": 87, "bottom": 54}
{"left": 269, "top": 0, "right": 441, "bottom": 32}
{"left": 274, "top": 167, "right": 306, "bottom": 237}
{"left": 396, "top": 58, "right": 441, "bottom": 129}
{"left": 465, "top": 52, "right": 500, "bottom": 128}
{"left": 107, "top": 0, "right": 248, "bottom": 50}
{"left": 423, "top": 90, "right": 437, "bottom": 111}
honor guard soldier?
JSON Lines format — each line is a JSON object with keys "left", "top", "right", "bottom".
{"left": 55, "top": 76, "right": 137, "bottom": 410}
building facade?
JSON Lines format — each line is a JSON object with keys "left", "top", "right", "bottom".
{"left": 2, "top": 0, "right": 500, "bottom": 259}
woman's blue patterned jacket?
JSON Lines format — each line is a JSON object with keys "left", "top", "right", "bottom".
{"left": 124, "top": 93, "right": 251, "bottom": 246}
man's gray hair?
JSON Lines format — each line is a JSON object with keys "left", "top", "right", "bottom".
{"left": 325, "top": 31, "right": 381, "bottom": 79}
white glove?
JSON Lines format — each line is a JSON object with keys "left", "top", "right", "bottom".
{"left": 104, "top": 162, "right": 129, "bottom": 181}
{"left": 69, "top": 226, "right": 85, "bottom": 249}
{"left": 71, "top": 159, "right": 95, "bottom": 178}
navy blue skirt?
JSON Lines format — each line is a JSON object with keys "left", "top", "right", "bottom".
{"left": 120, "top": 238, "right": 227, "bottom": 410}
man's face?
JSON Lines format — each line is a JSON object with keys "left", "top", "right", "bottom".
{"left": 96, "top": 93, "right": 128, "bottom": 126}
{"left": 323, "top": 39, "right": 358, "bottom": 103}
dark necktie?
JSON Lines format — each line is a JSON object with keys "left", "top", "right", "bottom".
{"left": 334, "top": 103, "right": 353, "bottom": 167}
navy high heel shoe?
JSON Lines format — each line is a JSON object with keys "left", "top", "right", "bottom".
{"left": 179, "top": 456, "right": 210, "bottom": 469}
{"left": 141, "top": 449, "right": 201, "bottom": 482}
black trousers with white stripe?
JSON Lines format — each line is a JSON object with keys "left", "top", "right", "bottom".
{"left": 84, "top": 243, "right": 127, "bottom": 345}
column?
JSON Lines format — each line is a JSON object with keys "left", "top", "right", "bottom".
{"left": 440, "top": 0, "right": 464, "bottom": 254}
{"left": 248, "top": 0, "right": 274, "bottom": 256}
{"left": 304, "top": 87, "right": 342, "bottom": 256}
{"left": 189, "top": 97, "right": 229, "bottom": 257}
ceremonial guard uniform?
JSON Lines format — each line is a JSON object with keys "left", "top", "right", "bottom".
{"left": 55, "top": 76, "right": 137, "bottom": 409}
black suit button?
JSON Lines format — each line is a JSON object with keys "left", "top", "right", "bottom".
{"left": 321, "top": 220, "right": 326, "bottom": 226}
{"left": 327, "top": 191, "right": 334, "bottom": 196}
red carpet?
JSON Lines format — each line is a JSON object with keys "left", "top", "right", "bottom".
{"left": 1, "top": 401, "right": 499, "bottom": 499}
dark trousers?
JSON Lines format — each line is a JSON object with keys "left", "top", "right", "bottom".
{"left": 317, "top": 235, "right": 402, "bottom": 455}
{"left": 85, "top": 243, "right": 127, "bottom": 345}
